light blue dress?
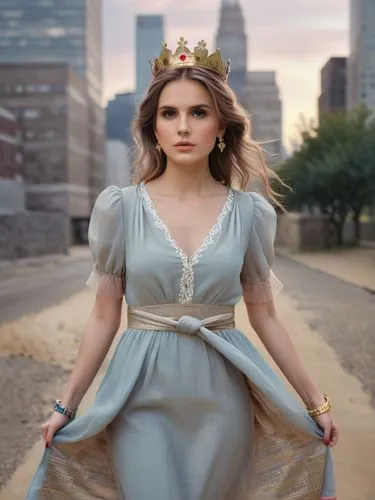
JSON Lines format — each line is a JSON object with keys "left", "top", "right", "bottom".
{"left": 27, "top": 183, "right": 336, "bottom": 500}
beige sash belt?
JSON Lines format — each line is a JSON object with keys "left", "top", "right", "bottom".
{"left": 127, "top": 304, "right": 235, "bottom": 334}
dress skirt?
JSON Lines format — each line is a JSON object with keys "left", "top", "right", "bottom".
{"left": 26, "top": 309, "right": 336, "bottom": 500}
{"left": 106, "top": 330, "right": 255, "bottom": 499}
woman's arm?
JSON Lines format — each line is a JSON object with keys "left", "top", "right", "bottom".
{"left": 245, "top": 299, "right": 325, "bottom": 409}
{"left": 60, "top": 294, "right": 123, "bottom": 410}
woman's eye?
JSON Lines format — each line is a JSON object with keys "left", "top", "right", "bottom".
{"left": 162, "top": 109, "right": 176, "bottom": 119}
{"left": 193, "top": 109, "right": 207, "bottom": 118}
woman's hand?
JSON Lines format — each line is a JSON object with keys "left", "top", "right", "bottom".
{"left": 41, "top": 412, "right": 71, "bottom": 448}
{"left": 313, "top": 412, "right": 339, "bottom": 447}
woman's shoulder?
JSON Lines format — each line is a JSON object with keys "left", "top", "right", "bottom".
{"left": 94, "top": 184, "right": 138, "bottom": 213}
{"left": 234, "top": 189, "right": 276, "bottom": 219}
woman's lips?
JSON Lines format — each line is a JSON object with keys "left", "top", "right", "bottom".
{"left": 174, "top": 143, "right": 195, "bottom": 151}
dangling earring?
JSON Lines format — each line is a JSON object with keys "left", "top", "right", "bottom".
{"left": 218, "top": 137, "right": 226, "bottom": 153}
{"left": 156, "top": 142, "right": 162, "bottom": 153}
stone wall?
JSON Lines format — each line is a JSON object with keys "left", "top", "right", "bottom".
{"left": 25, "top": 184, "right": 90, "bottom": 219}
{"left": 25, "top": 185, "right": 68, "bottom": 213}
{"left": 0, "top": 179, "right": 25, "bottom": 213}
{"left": 276, "top": 212, "right": 375, "bottom": 252}
{"left": 344, "top": 220, "right": 375, "bottom": 243}
{"left": 0, "top": 211, "right": 70, "bottom": 260}
{"left": 276, "top": 212, "right": 331, "bottom": 252}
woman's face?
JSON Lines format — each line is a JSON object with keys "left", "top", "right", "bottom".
{"left": 155, "top": 78, "right": 224, "bottom": 166}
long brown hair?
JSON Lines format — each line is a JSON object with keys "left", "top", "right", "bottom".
{"left": 132, "top": 66, "right": 281, "bottom": 204}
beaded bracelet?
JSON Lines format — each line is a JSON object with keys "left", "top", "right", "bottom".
{"left": 307, "top": 394, "right": 332, "bottom": 418}
{"left": 53, "top": 400, "right": 78, "bottom": 420}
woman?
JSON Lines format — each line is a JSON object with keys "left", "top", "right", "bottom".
{"left": 27, "top": 38, "right": 338, "bottom": 500}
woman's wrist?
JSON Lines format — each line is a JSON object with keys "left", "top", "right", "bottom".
{"left": 304, "top": 393, "right": 326, "bottom": 410}
{"left": 60, "top": 385, "right": 86, "bottom": 410}
{"left": 53, "top": 400, "right": 78, "bottom": 420}
{"left": 307, "top": 394, "right": 332, "bottom": 417}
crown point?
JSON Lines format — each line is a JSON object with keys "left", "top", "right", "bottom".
{"left": 151, "top": 38, "right": 230, "bottom": 81}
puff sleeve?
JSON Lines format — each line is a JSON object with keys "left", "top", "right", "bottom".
{"left": 240, "top": 192, "right": 283, "bottom": 303}
{"left": 86, "top": 186, "right": 125, "bottom": 298}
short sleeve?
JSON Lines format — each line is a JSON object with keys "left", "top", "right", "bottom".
{"left": 240, "top": 192, "right": 283, "bottom": 303}
{"left": 86, "top": 186, "right": 125, "bottom": 298}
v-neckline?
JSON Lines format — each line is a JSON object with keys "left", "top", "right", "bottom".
{"left": 140, "top": 182, "right": 234, "bottom": 263}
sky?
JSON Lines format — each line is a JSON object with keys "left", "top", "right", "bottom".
{"left": 103, "top": 0, "right": 349, "bottom": 149}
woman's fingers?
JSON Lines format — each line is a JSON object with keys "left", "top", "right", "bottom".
{"left": 40, "top": 422, "right": 50, "bottom": 447}
{"left": 329, "top": 423, "right": 339, "bottom": 447}
{"left": 323, "top": 422, "right": 331, "bottom": 446}
{"left": 40, "top": 423, "right": 48, "bottom": 438}
{"left": 45, "top": 426, "right": 55, "bottom": 448}
{"left": 314, "top": 413, "right": 339, "bottom": 447}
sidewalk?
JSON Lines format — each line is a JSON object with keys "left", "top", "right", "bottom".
{"left": 0, "top": 290, "right": 374, "bottom": 499}
{"left": 276, "top": 245, "right": 375, "bottom": 293}
{"left": 0, "top": 246, "right": 91, "bottom": 279}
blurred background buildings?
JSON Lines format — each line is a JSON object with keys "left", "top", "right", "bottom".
{"left": 318, "top": 57, "right": 347, "bottom": 121}
{"left": 136, "top": 15, "right": 164, "bottom": 103}
{"left": 215, "top": 0, "right": 247, "bottom": 105}
{"left": 0, "top": 0, "right": 104, "bottom": 251}
{"left": 0, "top": 0, "right": 374, "bottom": 259}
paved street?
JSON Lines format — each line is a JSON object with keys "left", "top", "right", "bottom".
{"left": 0, "top": 257, "right": 92, "bottom": 325}
{"left": 274, "top": 255, "right": 375, "bottom": 406}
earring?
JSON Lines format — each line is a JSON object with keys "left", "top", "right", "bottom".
{"left": 218, "top": 137, "right": 226, "bottom": 153}
{"left": 156, "top": 142, "right": 162, "bottom": 153}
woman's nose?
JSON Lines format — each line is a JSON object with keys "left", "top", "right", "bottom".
{"left": 177, "top": 116, "right": 190, "bottom": 136}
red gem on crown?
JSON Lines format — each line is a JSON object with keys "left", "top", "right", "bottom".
{"left": 179, "top": 54, "right": 187, "bottom": 61}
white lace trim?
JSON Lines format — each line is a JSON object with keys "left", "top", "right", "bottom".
{"left": 140, "top": 183, "right": 234, "bottom": 303}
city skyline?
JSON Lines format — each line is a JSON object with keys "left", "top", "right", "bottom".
{"left": 103, "top": 0, "right": 348, "bottom": 149}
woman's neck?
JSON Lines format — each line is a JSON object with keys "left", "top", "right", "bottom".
{"left": 150, "top": 161, "right": 221, "bottom": 198}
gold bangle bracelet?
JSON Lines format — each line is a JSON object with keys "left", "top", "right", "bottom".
{"left": 307, "top": 394, "right": 332, "bottom": 418}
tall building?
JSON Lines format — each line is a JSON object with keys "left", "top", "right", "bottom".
{"left": 106, "top": 92, "right": 136, "bottom": 147}
{"left": 245, "top": 71, "right": 283, "bottom": 166}
{"left": 318, "top": 57, "right": 347, "bottom": 121}
{"left": 0, "top": 0, "right": 105, "bottom": 206}
{"left": 347, "top": 0, "right": 375, "bottom": 112}
{"left": 0, "top": 63, "right": 91, "bottom": 225}
{"left": 0, "top": 106, "right": 24, "bottom": 214}
{"left": 0, "top": 106, "right": 21, "bottom": 180}
{"left": 136, "top": 15, "right": 164, "bottom": 102}
{"left": 215, "top": 0, "right": 247, "bottom": 104}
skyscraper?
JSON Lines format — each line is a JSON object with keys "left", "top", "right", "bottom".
{"left": 0, "top": 0, "right": 105, "bottom": 205}
{"left": 106, "top": 92, "right": 136, "bottom": 147}
{"left": 347, "top": 0, "right": 375, "bottom": 112}
{"left": 318, "top": 57, "right": 347, "bottom": 121}
{"left": 136, "top": 15, "right": 164, "bottom": 101}
{"left": 245, "top": 71, "right": 283, "bottom": 166}
{"left": 0, "top": 0, "right": 102, "bottom": 103}
{"left": 215, "top": 0, "right": 247, "bottom": 104}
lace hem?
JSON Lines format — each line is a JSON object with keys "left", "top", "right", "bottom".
{"left": 242, "top": 270, "right": 283, "bottom": 303}
{"left": 86, "top": 268, "right": 125, "bottom": 299}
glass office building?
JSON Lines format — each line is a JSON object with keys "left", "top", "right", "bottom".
{"left": 348, "top": 0, "right": 375, "bottom": 112}
{"left": 136, "top": 15, "right": 164, "bottom": 102}
{"left": 215, "top": 0, "right": 247, "bottom": 105}
{"left": 0, "top": 0, "right": 102, "bottom": 104}
{"left": 0, "top": 0, "right": 104, "bottom": 205}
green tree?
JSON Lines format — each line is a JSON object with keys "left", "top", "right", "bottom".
{"left": 276, "top": 107, "right": 375, "bottom": 246}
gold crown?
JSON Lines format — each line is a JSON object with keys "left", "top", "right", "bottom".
{"left": 151, "top": 37, "right": 230, "bottom": 81}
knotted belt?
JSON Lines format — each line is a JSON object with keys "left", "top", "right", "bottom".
{"left": 127, "top": 304, "right": 235, "bottom": 334}
{"left": 127, "top": 303, "right": 336, "bottom": 500}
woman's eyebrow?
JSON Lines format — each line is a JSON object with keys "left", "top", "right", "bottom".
{"left": 158, "top": 104, "right": 211, "bottom": 111}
